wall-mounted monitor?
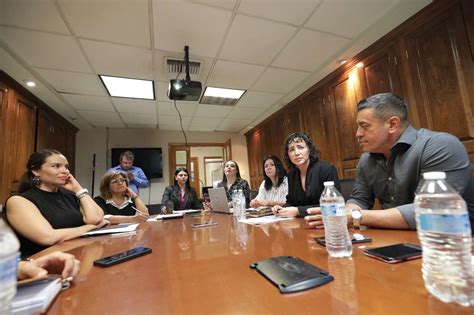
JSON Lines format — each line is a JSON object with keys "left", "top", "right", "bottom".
{"left": 111, "top": 148, "right": 163, "bottom": 179}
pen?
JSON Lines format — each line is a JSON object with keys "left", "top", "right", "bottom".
{"left": 132, "top": 206, "right": 148, "bottom": 217}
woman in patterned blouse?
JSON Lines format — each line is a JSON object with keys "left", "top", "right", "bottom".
{"left": 250, "top": 155, "right": 288, "bottom": 208}
{"left": 216, "top": 160, "right": 250, "bottom": 208}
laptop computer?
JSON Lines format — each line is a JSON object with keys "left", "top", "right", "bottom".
{"left": 208, "top": 187, "right": 233, "bottom": 214}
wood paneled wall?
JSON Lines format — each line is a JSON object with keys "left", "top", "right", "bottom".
{"left": 0, "top": 71, "right": 78, "bottom": 204}
{"left": 246, "top": 0, "right": 474, "bottom": 189}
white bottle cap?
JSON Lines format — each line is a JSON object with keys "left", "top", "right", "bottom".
{"left": 422, "top": 171, "right": 446, "bottom": 180}
{"left": 323, "top": 181, "right": 335, "bottom": 186}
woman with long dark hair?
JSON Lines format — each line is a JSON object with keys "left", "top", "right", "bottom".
{"left": 161, "top": 168, "right": 202, "bottom": 214}
{"left": 4, "top": 149, "right": 105, "bottom": 257}
{"left": 216, "top": 160, "right": 250, "bottom": 208}
{"left": 94, "top": 171, "right": 149, "bottom": 224}
{"left": 272, "top": 132, "right": 340, "bottom": 219}
{"left": 250, "top": 155, "right": 288, "bottom": 208}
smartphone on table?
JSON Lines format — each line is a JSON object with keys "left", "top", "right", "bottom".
{"left": 315, "top": 234, "right": 372, "bottom": 246}
{"left": 364, "top": 243, "right": 422, "bottom": 264}
{"left": 94, "top": 247, "right": 152, "bottom": 267}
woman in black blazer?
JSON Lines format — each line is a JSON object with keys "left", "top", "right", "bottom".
{"left": 161, "top": 168, "right": 202, "bottom": 213}
{"left": 272, "top": 132, "right": 340, "bottom": 218}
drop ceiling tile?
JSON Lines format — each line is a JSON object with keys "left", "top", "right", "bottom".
{"left": 58, "top": 0, "right": 150, "bottom": 47}
{"left": 78, "top": 110, "right": 122, "bottom": 123}
{"left": 191, "top": 0, "right": 237, "bottom": 10}
{"left": 92, "top": 121, "right": 126, "bottom": 128}
{"left": 153, "top": 0, "right": 232, "bottom": 57}
{"left": 188, "top": 117, "right": 222, "bottom": 131}
{"left": 158, "top": 115, "right": 192, "bottom": 129}
{"left": 154, "top": 49, "right": 213, "bottom": 82}
{"left": 62, "top": 94, "right": 115, "bottom": 111}
{"left": 155, "top": 81, "right": 171, "bottom": 102}
{"left": 228, "top": 106, "right": 265, "bottom": 120}
{"left": 216, "top": 118, "right": 251, "bottom": 132}
{"left": 0, "top": 27, "right": 91, "bottom": 72}
{"left": 207, "top": 60, "right": 266, "bottom": 90}
{"left": 81, "top": 40, "right": 153, "bottom": 79}
{"left": 238, "top": 0, "right": 321, "bottom": 25}
{"left": 157, "top": 101, "right": 197, "bottom": 116}
{"left": 219, "top": 15, "right": 297, "bottom": 65}
{"left": 128, "top": 124, "right": 158, "bottom": 129}
{"left": 253, "top": 68, "right": 309, "bottom": 93}
{"left": 305, "top": 0, "right": 395, "bottom": 38}
{"left": 2, "top": 0, "right": 70, "bottom": 34}
{"left": 121, "top": 112, "right": 157, "bottom": 125}
{"left": 113, "top": 98, "right": 156, "bottom": 114}
{"left": 36, "top": 69, "right": 106, "bottom": 96}
{"left": 194, "top": 104, "right": 232, "bottom": 118}
{"left": 272, "top": 28, "right": 350, "bottom": 71}
{"left": 236, "top": 91, "right": 283, "bottom": 109}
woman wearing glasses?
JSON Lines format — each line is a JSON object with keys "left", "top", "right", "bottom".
{"left": 161, "top": 168, "right": 203, "bottom": 214}
{"left": 94, "top": 172, "right": 149, "bottom": 224}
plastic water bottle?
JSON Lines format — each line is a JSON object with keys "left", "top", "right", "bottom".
{"left": 414, "top": 171, "right": 473, "bottom": 307}
{"left": 232, "top": 190, "right": 241, "bottom": 218}
{"left": 238, "top": 189, "right": 247, "bottom": 220}
{"left": 0, "top": 209, "right": 21, "bottom": 315}
{"left": 320, "top": 181, "right": 352, "bottom": 258}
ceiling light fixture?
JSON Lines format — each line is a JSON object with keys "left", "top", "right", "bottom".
{"left": 200, "top": 87, "right": 246, "bottom": 106}
{"left": 25, "top": 81, "right": 36, "bottom": 87}
{"left": 337, "top": 58, "right": 349, "bottom": 65}
{"left": 99, "top": 75, "right": 155, "bottom": 100}
{"left": 356, "top": 62, "right": 364, "bottom": 68}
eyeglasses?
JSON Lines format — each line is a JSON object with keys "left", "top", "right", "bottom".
{"left": 110, "top": 178, "right": 127, "bottom": 185}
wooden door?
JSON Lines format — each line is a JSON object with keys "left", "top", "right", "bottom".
{"left": 189, "top": 157, "right": 201, "bottom": 197}
{"left": 223, "top": 139, "right": 232, "bottom": 162}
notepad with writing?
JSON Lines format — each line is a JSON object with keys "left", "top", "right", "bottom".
{"left": 12, "top": 276, "right": 65, "bottom": 315}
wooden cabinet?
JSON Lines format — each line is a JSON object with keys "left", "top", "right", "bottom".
{"left": 0, "top": 71, "right": 78, "bottom": 203}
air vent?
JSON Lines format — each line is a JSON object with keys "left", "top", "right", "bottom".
{"left": 166, "top": 58, "right": 201, "bottom": 77}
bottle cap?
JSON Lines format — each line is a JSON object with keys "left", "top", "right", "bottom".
{"left": 422, "top": 171, "right": 446, "bottom": 180}
{"left": 323, "top": 181, "right": 334, "bottom": 186}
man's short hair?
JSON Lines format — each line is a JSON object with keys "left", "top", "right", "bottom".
{"left": 119, "top": 151, "right": 135, "bottom": 161}
{"left": 357, "top": 93, "right": 408, "bottom": 121}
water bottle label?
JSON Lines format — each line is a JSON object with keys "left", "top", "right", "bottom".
{"left": 321, "top": 204, "right": 346, "bottom": 216}
{"left": 418, "top": 213, "right": 470, "bottom": 234}
{"left": 0, "top": 252, "right": 20, "bottom": 284}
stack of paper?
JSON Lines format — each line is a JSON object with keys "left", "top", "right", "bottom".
{"left": 12, "top": 277, "right": 63, "bottom": 315}
{"left": 246, "top": 206, "right": 273, "bottom": 218}
{"left": 147, "top": 213, "right": 184, "bottom": 221}
{"left": 82, "top": 223, "right": 139, "bottom": 236}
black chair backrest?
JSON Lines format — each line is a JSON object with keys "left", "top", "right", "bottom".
{"left": 147, "top": 204, "right": 163, "bottom": 215}
{"left": 250, "top": 189, "right": 258, "bottom": 200}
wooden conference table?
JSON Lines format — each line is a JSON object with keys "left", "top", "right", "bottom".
{"left": 35, "top": 213, "right": 473, "bottom": 315}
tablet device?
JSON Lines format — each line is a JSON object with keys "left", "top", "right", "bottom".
{"left": 364, "top": 243, "right": 422, "bottom": 264}
{"left": 208, "top": 187, "right": 232, "bottom": 214}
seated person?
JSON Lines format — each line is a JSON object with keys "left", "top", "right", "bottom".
{"left": 272, "top": 132, "right": 340, "bottom": 218}
{"left": 94, "top": 172, "right": 149, "bottom": 224}
{"left": 250, "top": 155, "right": 288, "bottom": 208}
{"left": 305, "top": 93, "right": 474, "bottom": 231}
{"left": 18, "top": 251, "right": 80, "bottom": 282}
{"left": 161, "top": 168, "right": 202, "bottom": 214}
{"left": 216, "top": 160, "right": 250, "bottom": 208}
{"left": 5, "top": 149, "right": 105, "bottom": 258}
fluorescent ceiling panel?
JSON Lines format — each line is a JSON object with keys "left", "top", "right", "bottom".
{"left": 99, "top": 75, "right": 155, "bottom": 100}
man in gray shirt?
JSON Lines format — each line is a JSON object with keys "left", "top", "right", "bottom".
{"left": 305, "top": 93, "right": 474, "bottom": 231}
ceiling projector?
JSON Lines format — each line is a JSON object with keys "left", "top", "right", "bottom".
{"left": 168, "top": 46, "right": 202, "bottom": 101}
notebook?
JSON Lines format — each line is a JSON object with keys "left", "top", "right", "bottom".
{"left": 13, "top": 276, "right": 66, "bottom": 315}
{"left": 208, "top": 187, "right": 233, "bottom": 214}
{"left": 82, "top": 223, "right": 139, "bottom": 236}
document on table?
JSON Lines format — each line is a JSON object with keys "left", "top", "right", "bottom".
{"left": 147, "top": 213, "right": 184, "bottom": 221}
{"left": 13, "top": 276, "right": 65, "bottom": 315}
{"left": 239, "top": 215, "right": 293, "bottom": 226}
{"left": 173, "top": 209, "right": 201, "bottom": 214}
{"left": 82, "top": 223, "right": 139, "bottom": 236}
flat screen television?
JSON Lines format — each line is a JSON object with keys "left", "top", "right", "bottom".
{"left": 111, "top": 148, "right": 163, "bottom": 179}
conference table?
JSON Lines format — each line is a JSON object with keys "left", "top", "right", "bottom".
{"left": 34, "top": 212, "right": 473, "bottom": 314}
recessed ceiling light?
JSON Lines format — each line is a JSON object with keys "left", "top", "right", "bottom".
{"left": 337, "top": 58, "right": 349, "bottom": 65}
{"left": 200, "top": 87, "right": 246, "bottom": 106}
{"left": 99, "top": 75, "right": 155, "bottom": 100}
{"left": 25, "top": 81, "right": 36, "bottom": 87}
{"left": 356, "top": 62, "right": 364, "bottom": 68}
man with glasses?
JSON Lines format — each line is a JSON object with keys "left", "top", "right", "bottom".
{"left": 108, "top": 151, "right": 148, "bottom": 195}
{"left": 305, "top": 93, "right": 474, "bottom": 232}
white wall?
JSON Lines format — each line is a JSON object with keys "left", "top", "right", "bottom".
{"left": 75, "top": 128, "right": 248, "bottom": 204}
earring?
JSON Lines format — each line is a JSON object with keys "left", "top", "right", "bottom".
{"left": 32, "top": 175, "right": 42, "bottom": 185}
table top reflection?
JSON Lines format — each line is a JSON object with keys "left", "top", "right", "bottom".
{"left": 35, "top": 212, "right": 473, "bottom": 315}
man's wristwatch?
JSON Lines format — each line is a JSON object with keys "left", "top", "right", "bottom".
{"left": 351, "top": 210, "right": 362, "bottom": 229}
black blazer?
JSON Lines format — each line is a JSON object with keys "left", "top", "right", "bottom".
{"left": 161, "top": 185, "right": 202, "bottom": 211}
{"left": 286, "top": 160, "right": 340, "bottom": 216}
